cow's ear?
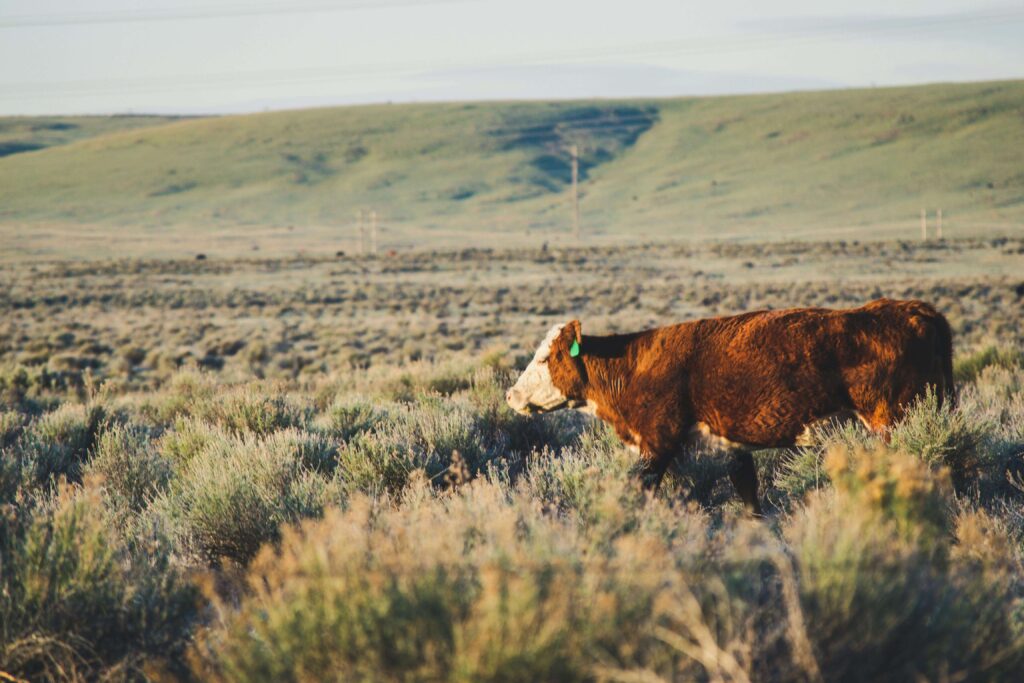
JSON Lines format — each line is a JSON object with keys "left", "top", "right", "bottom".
{"left": 567, "top": 320, "right": 582, "bottom": 345}
{"left": 566, "top": 320, "right": 582, "bottom": 356}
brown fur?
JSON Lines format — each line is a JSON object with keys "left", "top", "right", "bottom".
{"left": 542, "top": 298, "right": 954, "bottom": 512}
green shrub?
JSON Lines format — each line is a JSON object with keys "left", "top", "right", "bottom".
{"left": 138, "top": 370, "right": 217, "bottom": 425}
{"left": 144, "top": 378, "right": 309, "bottom": 435}
{"left": 86, "top": 423, "right": 173, "bottom": 515}
{"left": 212, "top": 388, "right": 308, "bottom": 436}
{"left": 162, "top": 427, "right": 338, "bottom": 565}
{"left": 959, "top": 364, "right": 1024, "bottom": 441}
{"left": 0, "top": 365, "right": 34, "bottom": 408}
{"left": 188, "top": 481, "right": 677, "bottom": 682}
{"left": 786, "top": 447, "right": 1023, "bottom": 682}
{"left": 14, "top": 402, "right": 106, "bottom": 488}
{"left": 425, "top": 370, "right": 472, "bottom": 396}
{"left": 773, "top": 419, "right": 877, "bottom": 506}
{"left": 158, "top": 416, "right": 223, "bottom": 466}
{"left": 335, "top": 396, "right": 492, "bottom": 497}
{"left": 891, "top": 388, "right": 992, "bottom": 492}
{"left": 521, "top": 425, "right": 638, "bottom": 524}
{"left": 0, "top": 482, "right": 196, "bottom": 681}
{"left": 325, "top": 395, "right": 387, "bottom": 441}
{"left": 0, "top": 409, "right": 24, "bottom": 448}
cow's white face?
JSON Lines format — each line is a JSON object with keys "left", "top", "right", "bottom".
{"left": 506, "top": 324, "right": 569, "bottom": 415}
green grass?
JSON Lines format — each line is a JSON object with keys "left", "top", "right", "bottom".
{"left": 0, "top": 114, "right": 186, "bottom": 158}
{"left": 1, "top": 80, "right": 1022, "bottom": 258}
{"left": 954, "top": 345, "right": 1024, "bottom": 384}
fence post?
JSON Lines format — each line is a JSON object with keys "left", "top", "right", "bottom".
{"left": 570, "top": 144, "right": 580, "bottom": 239}
{"left": 357, "top": 209, "right": 365, "bottom": 254}
{"left": 370, "top": 210, "right": 378, "bottom": 254}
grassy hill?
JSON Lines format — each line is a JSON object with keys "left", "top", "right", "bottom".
{"left": 0, "top": 114, "right": 186, "bottom": 158}
{"left": 1, "top": 80, "right": 1022, "bottom": 258}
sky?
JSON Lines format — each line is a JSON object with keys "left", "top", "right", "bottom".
{"left": 1, "top": 0, "right": 1022, "bottom": 115}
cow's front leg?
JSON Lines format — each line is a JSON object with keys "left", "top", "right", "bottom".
{"left": 637, "top": 449, "right": 675, "bottom": 492}
{"left": 728, "top": 450, "right": 763, "bottom": 516}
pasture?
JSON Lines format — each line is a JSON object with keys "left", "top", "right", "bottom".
{"left": 2, "top": 236, "right": 1023, "bottom": 681}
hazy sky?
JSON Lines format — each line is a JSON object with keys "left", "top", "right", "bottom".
{"left": 1, "top": 0, "right": 1022, "bottom": 115}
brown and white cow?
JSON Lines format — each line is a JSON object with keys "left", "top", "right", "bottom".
{"left": 506, "top": 298, "right": 954, "bottom": 514}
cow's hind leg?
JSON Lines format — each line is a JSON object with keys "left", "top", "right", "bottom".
{"left": 728, "top": 450, "right": 763, "bottom": 516}
{"left": 858, "top": 401, "right": 898, "bottom": 444}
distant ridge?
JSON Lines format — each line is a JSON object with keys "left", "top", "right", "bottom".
{"left": 1, "top": 80, "right": 1021, "bottom": 258}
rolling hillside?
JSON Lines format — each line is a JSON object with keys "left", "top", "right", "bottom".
{"left": 0, "top": 114, "right": 187, "bottom": 158}
{"left": 1, "top": 80, "right": 1022, "bottom": 258}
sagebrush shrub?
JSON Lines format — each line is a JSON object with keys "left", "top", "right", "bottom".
{"left": 334, "top": 393, "right": 536, "bottom": 497}
{"left": 211, "top": 388, "right": 308, "bottom": 436}
{"left": 14, "top": 402, "right": 106, "bottom": 488}
{"left": 139, "top": 370, "right": 217, "bottom": 424}
{"left": 0, "top": 409, "right": 24, "bottom": 448}
{"left": 188, "top": 480, "right": 679, "bottom": 682}
{"left": 87, "top": 422, "right": 173, "bottom": 515}
{"left": 162, "top": 426, "right": 339, "bottom": 564}
{"left": 2, "top": 344, "right": 1023, "bottom": 681}
{"left": 325, "top": 395, "right": 387, "bottom": 441}
{"left": 0, "top": 481, "right": 196, "bottom": 682}
{"left": 786, "top": 447, "right": 1023, "bottom": 682}
{"left": 891, "top": 387, "right": 992, "bottom": 492}
{"left": 158, "top": 416, "right": 223, "bottom": 465}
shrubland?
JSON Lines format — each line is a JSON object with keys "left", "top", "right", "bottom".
{"left": 1, "top": 240, "right": 1023, "bottom": 681}
{"left": 1, "top": 343, "right": 1022, "bottom": 681}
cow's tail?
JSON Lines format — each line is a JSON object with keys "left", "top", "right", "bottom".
{"left": 937, "top": 313, "right": 956, "bottom": 408}
{"left": 928, "top": 307, "right": 956, "bottom": 409}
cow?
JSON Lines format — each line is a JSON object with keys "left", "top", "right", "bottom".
{"left": 505, "top": 298, "right": 954, "bottom": 514}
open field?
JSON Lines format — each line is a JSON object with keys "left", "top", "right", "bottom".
{"left": 2, "top": 237, "right": 1022, "bottom": 389}
{"left": 2, "top": 80, "right": 1024, "bottom": 259}
{"left": 2, "top": 236, "right": 1024, "bottom": 681}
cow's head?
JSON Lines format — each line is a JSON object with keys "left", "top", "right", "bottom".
{"left": 506, "top": 320, "right": 586, "bottom": 415}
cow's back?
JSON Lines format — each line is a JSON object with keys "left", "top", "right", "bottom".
{"left": 681, "top": 299, "right": 953, "bottom": 446}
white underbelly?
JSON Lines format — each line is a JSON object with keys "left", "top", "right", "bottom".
{"left": 794, "top": 411, "right": 870, "bottom": 446}
{"left": 688, "top": 422, "right": 750, "bottom": 452}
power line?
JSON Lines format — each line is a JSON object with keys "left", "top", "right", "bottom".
{"left": 0, "top": 0, "right": 479, "bottom": 28}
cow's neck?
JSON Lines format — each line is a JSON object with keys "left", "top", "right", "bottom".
{"left": 577, "top": 332, "right": 647, "bottom": 415}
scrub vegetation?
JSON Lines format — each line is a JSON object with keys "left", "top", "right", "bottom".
{"left": 1, "top": 236, "right": 1023, "bottom": 681}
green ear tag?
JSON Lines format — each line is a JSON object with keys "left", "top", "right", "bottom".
{"left": 570, "top": 340, "right": 581, "bottom": 358}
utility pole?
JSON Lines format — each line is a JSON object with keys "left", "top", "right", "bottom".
{"left": 370, "top": 210, "right": 378, "bottom": 254}
{"left": 937, "top": 209, "right": 943, "bottom": 239}
{"left": 357, "top": 209, "right": 365, "bottom": 254}
{"left": 920, "top": 208, "right": 927, "bottom": 241}
{"left": 570, "top": 144, "right": 580, "bottom": 239}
